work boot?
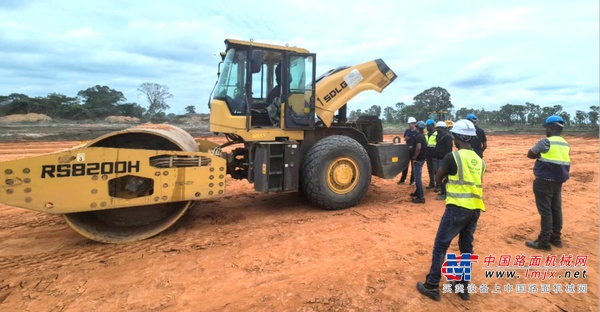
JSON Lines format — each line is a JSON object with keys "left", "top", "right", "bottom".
{"left": 436, "top": 194, "right": 446, "bottom": 201}
{"left": 451, "top": 281, "right": 470, "bottom": 301}
{"left": 410, "top": 191, "right": 418, "bottom": 197}
{"left": 426, "top": 185, "right": 435, "bottom": 189}
{"left": 525, "top": 240, "right": 551, "bottom": 251}
{"left": 550, "top": 238, "right": 563, "bottom": 248}
{"left": 417, "top": 281, "right": 440, "bottom": 301}
{"left": 434, "top": 187, "right": 441, "bottom": 193}
{"left": 409, "top": 181, "right": 415, "bottom": 186}
{"left": 411, "top": 197, "right": 426, "bottom": 204}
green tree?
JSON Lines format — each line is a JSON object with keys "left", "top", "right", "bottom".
{"left": 383, "top": 106, "right": 396, "bottom": 123}
{"left": 0, "top": 93, "right": 36, "bottom": 115}
{"left": 184, "top": 105, "right": 197, "bottom": 115}
{"left": 574, "top": 110, "right": 588, "bottom": 125}
{"left": 78, "top": 85, "right": 125, "bottom": 109}
{"left": 138, "top": 83, "right": 173, "bottom": 117}
{"left": 364, "top": 105, "right": 382, "bottom": 117}
{"left": 525, "top": 102, "right": 541, "bottom": 125}
{"left": 117, "top": 103, "right": 146, "bottom": 118}
{"left": 588, "top": 106, "right": 599, "bottom": 126}
{"left": 42, "top": 93, "right": 78, "bottom": 118}
{"left": 77, "top": 85, "right": 125, "bottom": 118}
{"left": 413, "top": 87, "right": 453, "bottom": 113}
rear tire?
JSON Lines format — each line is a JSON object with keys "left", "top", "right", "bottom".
{"left": 301, "top": 135, "right": 371, "bottom": 210}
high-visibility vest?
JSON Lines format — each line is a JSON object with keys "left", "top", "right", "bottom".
{"left": 446, "top": 149, "right": 486, "bottom": 211}
{"left": 534, "top": 136, "right": 570, "bottom": 182}
{"left": 427, "top": 131, "right": 437, "bottom": 148}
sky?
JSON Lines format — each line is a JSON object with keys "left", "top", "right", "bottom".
{"left": 0, "top": 0, "right": 598, "bottom": 118}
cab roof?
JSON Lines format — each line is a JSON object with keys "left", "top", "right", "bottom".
{"left": 225, "top": 39, "right": 310, "bottom": 53}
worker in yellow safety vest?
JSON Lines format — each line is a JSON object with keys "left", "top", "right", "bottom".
{"left": 417, "top": 119, "right": 485, "bottom": 302}
{"left": 425, "top": 119, "right": 438, "bottom": 190}
{"left": 525, "top": 115, "right": 571, "bottom": 251}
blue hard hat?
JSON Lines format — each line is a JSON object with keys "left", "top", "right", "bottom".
{"left": 426, "top": 119, "right": 435, "bottom": 126}
{"left": 416, "top": 121, "right": 426, "bottom": 129}
{"left": 544, "top": 115, "right": 564, "bottom": 126}
{"left": 466, "top": 113, "right": 477, "bottom": 121}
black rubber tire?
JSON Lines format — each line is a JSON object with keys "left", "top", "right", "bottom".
{"left": 301, "top": 135, "right": 372, "bottom": 210}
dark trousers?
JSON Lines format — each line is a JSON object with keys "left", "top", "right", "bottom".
{"left": 426, "top": 156, "right": 436, "bottom": 187}
{"left": 427, "top": 205, "right": 481, "bottom": 286}
{"left": 400, "top": 159, "right": 414, "bottom": 183}
{"left": 533, "top": 178, "right": 563, "bottom": 244}
{"left": 413, "top": 160, "right": 425, "bottom": 199}
{"left": 436, "top": 158, "right": 446, "bottom": 195}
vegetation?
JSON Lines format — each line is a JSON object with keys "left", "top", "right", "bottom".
{"left": 349, "top": 87, "right": 599, "bottom": 129}
{"left": 1, "top": 85, "right": 597, "bottom": 130}
{"left": 0, "top": 83, "right": 194, "bottom": 122}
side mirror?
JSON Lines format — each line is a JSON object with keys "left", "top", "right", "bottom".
{"left": 251, "top": 50, "right": 263, "bottom": 74}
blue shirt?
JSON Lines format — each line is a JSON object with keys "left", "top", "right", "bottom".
{"left": 404, "top": 128, "right": 417, "bottom": 146}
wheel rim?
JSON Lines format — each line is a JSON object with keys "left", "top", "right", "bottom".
{"left": 326, "top": 157, "right": 359, "bottom": 195}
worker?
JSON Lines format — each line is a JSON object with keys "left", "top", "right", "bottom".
{"left": 525, "top": 115, "right": 571, "bottom": 250}
{"left": 433, "top": 121, "right": 453, "bottom": 199}
{"left": 417, "top": 119, "right": 485, "bottom": 301}
{"left": 398, "top": 117, "right": 418, "bottom": 185}
{"left": 425, "top": 119, "right": 437, "bottom": 190}
{"left": 466, "top": 114, "right": 487, "bottom": 158}
{"left": 409, "top": 121, "right": 427, "bottom": 203}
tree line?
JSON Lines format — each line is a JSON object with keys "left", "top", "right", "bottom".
{"left": 348, "top": 87, "right": 599, "bottom": 127}
{"left": 0, "top": 83, "right": 198, "bottom": 121}
{"left": 2, "top": 85, "right": 598, "bottom": 127}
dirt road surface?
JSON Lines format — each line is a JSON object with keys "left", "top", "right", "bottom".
{"left": 0, "top": 134, "right": 598, "bottom": 311}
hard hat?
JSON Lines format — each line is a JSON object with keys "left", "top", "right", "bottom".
{"left": 435, "top": 121, "right": 447, "bottom": 128}
{"left": 544, "top": 115, "right": 564, "bottom": 127}
{"left": 450, "top": 119, "right": 476, "bottom": 142}
{"left": 445, "top": 120, "right": 454, "bottom": 128}
{"left": 407, "top": 117, "right": 417, "bottom": 123}
{"left": 415, "top": 121, "right": 426, "bottom": 129}
{"left": 426, "top": 119, "right": 435, "bottom": 126}
{"left": 466, "top": 113, "right": 477, "bottom": 121}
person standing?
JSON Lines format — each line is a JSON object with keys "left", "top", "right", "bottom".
{"left": 425, "top": 119, "right": 438, "bottom": 190}
{"left": 525, "top": 115, "right": 571, "bottom": 250}
{"left": 417, "top": 119, "right": 485, "bottom": 301}
{"left": 398, "top": 117, "right": 418, "bottom": 185}
{"left": 466, "top": 114, "right": 487, "bottom": 158}
{"left": 433, "top": 121, "right": 453, "bottom": 199}
{"left": 410, "top": 121, "right": 428, "bottom": 203}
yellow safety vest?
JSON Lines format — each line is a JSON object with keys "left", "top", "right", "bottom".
{"left": 427, "top": 131, "right": 437, "bottom": 148}
{"left": 534, "top": 136, "right": 570, "bottom": 182}
{"left": 446, "top": 149, "right": 486, "bottom": 211}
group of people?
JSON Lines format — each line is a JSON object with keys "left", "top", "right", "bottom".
{"left": 397, "top": 115, "right": 571, "bottom": 302}
{"left": 398, "top": 114, "right": 487, "bottom": 204}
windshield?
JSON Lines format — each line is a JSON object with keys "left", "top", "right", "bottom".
{"left": 214, "top": 48, "right": 247, "bottom": 115}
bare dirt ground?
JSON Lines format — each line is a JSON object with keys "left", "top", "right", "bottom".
{"left": 0, "top": 132, "right": 598, "bottom": 311}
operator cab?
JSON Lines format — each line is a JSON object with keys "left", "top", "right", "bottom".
{"left": 211, "top": 39, "right": 316, "bottom": 130}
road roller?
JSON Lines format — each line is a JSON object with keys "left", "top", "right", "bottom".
{"left": 0, "top": 39, "right": 409, "bottom": 243}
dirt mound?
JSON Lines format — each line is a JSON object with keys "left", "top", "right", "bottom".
{"left": 104, "top": 116, "right": 141, "bottom": 123}
{"left": 177, "top": 114, "right": 210, "bottom": 124}
{"left": 0, "top": 113, "right": 52, "bottom": 123}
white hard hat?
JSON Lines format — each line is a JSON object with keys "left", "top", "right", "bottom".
{"left": 407, "top": 117, "right": 417, "bottom": 123}
{"left": 450, "top": 119, "right": 476, "bottom": 136}
{"left": 435, "top": 121, "right": 447, "bottom": 128}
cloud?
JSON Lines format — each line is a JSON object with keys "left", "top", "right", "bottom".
{"left": 0, "top": 0, "right": 597, "bottom": 117}
{"left": 450, "top": 57, "right": 531, "bottom": 88}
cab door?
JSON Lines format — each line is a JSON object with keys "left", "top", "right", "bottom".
{"left": 282, "top": 53, "right": 316, "bottom": 129}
